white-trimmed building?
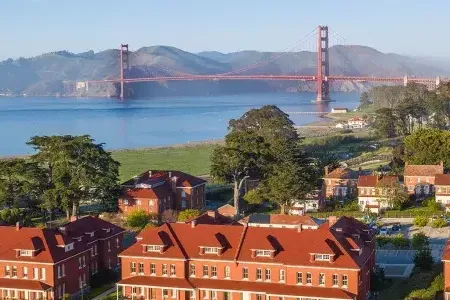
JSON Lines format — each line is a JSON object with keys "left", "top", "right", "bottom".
{"left": 358, "top": 175, "right": 400, "bottom": 214}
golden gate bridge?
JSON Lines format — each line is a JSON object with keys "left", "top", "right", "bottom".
{"left": 75, "top": 26, "right": 449, "bottom": 101}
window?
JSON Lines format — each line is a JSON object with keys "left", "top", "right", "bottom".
{"left": 150, "top": 263, "right": 156, "bottom": 275}
{"left": 315, "top": 254, "right": 331, "bottom": 261}
{"left": 332, "top": 274, "right": 338, "bottom": 286}
{"left": 279, "top": 269, "right": 285, "bottom": 282}
{"left": 181, "top": 190, "right": 186, "bottom": 198}
{"left": 211, "top": 266, "right": 217, "bottom": 277}
{"left": 224, "top": 266, "right": 230, "bottom": 278}
{"left": 82, "top": 256, "right": 86, "bottom": 267}
{"left": 255, "top": 250, "right": 272, "bottom": 257}
{"left": 150, "top": 288, "right": 156, "bottom": 299}
{"left": 202, "top": 290, "right": 209, "bottom": 299}
{"left": 182, "top": 199, "right": 187, "bottom": 209}
{"left": 256, "top": 268, "right": 262, "bottom": 280}
{"left": 149, "top": 200, "right": 154, "bottom": 206}
{"left": 203, "top": 265, "right": 209, "bottom": 277}
{"left": 296, "top": 272, "right": 302, "bottom": 284}
{"left": 242, "top": 267, "right": 248, "bottom": 279}
{"left": 19, "top": 250, "right": 33, "bottom": 257}
{"left": 204, "top": 247, "right": 219, "bottom": 254}
{"left": 93, "top": 244, "right": 98, "bottom": 255}
{"left": 33, "top": 268, "right": 38, "bottom": 279}
{"left": 4, "top": 266, "right": 10, "bottom": 277}
{"left": 163, "top": 289, "right": 169, "bottom": 298}
{"left": 41, "top": 268, "right": 46, "bottom": 280}
{"left": 116, "top": 237, "right": 120, "bottom": 248}
{"left": 342, "top": 274, "right": 348, "bottom": 287}
{"left": 256, "top": 294, "right": 263, "bottom": 300}
{"left": 162, "top": 264, "right": 168, "bottom": 276}
{"left": 306, "top": 272, "right": 312, "bottom": 284}
{"left": 12, "top": 266, "right": 17, "bottom": 277}
{"left": 189, "top": 264, "right": 196, "bottom": 277}
{"left": 319, "top": 273, "right": 325, "bottom": 285}
{"left": 130, "top": 262, "right": 136, "bottom": 273}
{"left": 262, "top": 269, "right": 270, "bottom": 281}
{"left": 23, "top": 267, "right": 28, "bottom": 278}
{"left": 136, "top": 200, "right": 141, "bottom": 205}
{"left": 211, "top": 291, "right": 217, "bottom": 300}
{"left": 107, "top": 240, "right": 111, "bottom": 252}
{"left": 79, "top": 257, "right": 83, "bottom": 269}
{"left": 139, "top": 262, "right": 144, "bottom": 274}
{"left": 170, "top": 264, "right": 176, "bottom": 276}
{"left": 146, "top": 245, "right": 162, "bottom": 252}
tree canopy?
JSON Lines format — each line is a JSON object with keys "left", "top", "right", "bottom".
{"left": 403, "top": 128, "right": 450, "bottom": 167}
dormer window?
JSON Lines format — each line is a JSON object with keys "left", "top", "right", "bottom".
{"left": 65, "top": 243, "right": 74, "bottom": 252}
{"left": 255, "top": 250, "right": 272, "bottom": 257}
{"left": 73, "top": 236, "right": 83, "bottom": 242}
{"left": 204, "top": 247, "right": 219, "bottom": 254}
{"left": 123, "top": 199, "right": 129, "bottom": 205}
{"left": 19, "top": 250, "right": 33, "bottom": 257}
{"left": 145, "top": 245, "right": 163, "bottom": 252}
{"left": 85, "top": 232, "right": 95, "bottom": 238}
{"left": 103, "top": 228, "right": 111, "bottom": 233}
{"left": 315, "top": 254, "right": 331, "bottom": 261}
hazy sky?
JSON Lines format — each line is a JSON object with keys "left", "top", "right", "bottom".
{"left": 0, "top": 0, "right": 448, "bottom": 60}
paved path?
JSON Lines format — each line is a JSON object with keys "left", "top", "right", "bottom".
{"left": 91, "top": 287, "right": 116, "bottom": 300}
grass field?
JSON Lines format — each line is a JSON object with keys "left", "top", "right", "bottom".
{"left": 111, "top": 144, "right": 217, "bottom": 182}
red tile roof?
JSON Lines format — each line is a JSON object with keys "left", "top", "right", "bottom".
{"left": 0, "top": 278, "right": 52, "bottom": 291}
{"left": 118, "top": 276, "right": 194, "bottom": 290}
{"left": 435, "top": 174, "right": 450, "bottom": 186}
{"left": 121, "top": 218, "right": 374, "bottom": 270}
{"left": 442, "top": 239, "right": 450, "bottom": 261}
{"left": 239, "top": 214, "right": 320, "bottom": 227}
{"left": 122, "top": 170, "right": 207, "bottom": 188}
{"left": 325, "top": 167, "right": 359, "bottom": 179}
{"left": 404, "top": 163, "right": 444, "bottom": 177}
{"left": 216, "top": 204, "right": 237, "bottom": 217}
{"left": 0, "top": 216, "right": 123, "bottom": 264}
{"left": 121, "top": 185, "right": 173, "bottom": 199}
{"left": 357, "top": 175, "right": 399, "bottom": 187}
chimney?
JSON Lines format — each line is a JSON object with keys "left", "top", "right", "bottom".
{"left": 16, "top": 221, "right": 22, "bottom": 231}
{"left": 297, "top": 224, "right": 303, "bottom": 233}
{"left": 440, "top": 161, "right": 444, "bottom": 168}
{"left": 324, "top": 166, "right": 329, "bottom": 176}
{"left": 328, "top": 216, "right": 338, "bottom": 227}
{"left": 191, "top": 219, "right": 197, "bottom": 228}
{"left": 70, "top": 215, "right": 78, "bottom": 222}
{"left": 168, "top": 171, "right": 172, "bottom": 178}
{"left": 148, "top": 170, "right": 152, "bottom": 177}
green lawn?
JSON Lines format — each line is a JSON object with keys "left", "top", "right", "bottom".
{"left": 111, "top": 144, "right": 217, "bottom": 182}
{"left": 377, "top": 264, "right": 442, "bottom": 300}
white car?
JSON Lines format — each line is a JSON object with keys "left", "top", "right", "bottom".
{"left": 379, "top": 227, "right": 389, "bottom": 235}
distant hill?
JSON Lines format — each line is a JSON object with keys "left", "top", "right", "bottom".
{"left": 0, "top": 45, "right": 448, "bottom": 97}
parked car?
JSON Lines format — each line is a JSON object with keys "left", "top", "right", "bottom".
{"left": 391, "top": 223, "right": 401, "bottom": 232}
{"left": 379, "top": 227, "right": 389, "bottom": 235}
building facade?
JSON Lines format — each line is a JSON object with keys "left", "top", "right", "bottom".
{"left": 289, "top": 190, "right": 324, "bottom": 214}
{"left": 347, "top": 117, "right": 368, "bottom": 129}
{"left": 404, "top": 162, "right": 444, "bottom": 197}
{"left": 323, "top": 167, "right": 359, "bottom": 200}
{"left": 118, "top": 170, "right": 207, "bottom": 216}
{"left": 118, "top": 217, "right": 375, "bottom": 300}
{"left": 435, "top": 174, "right": 450, "bottom": 212}
{"left": 357, "top": 175, "right": 400, "bottom": 214}
{"left": 0, "top": 216, "right": 123, "bottom": 299}
{"left": 442, "top": 238, "right": 450, "bottom": 300}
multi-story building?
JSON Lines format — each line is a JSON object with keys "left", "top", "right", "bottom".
{"left": 0, "top": 216, "right": 123, "bottom": 299}
{"left": 323, "top": 167, "right": 359, "bottom": 200}
{"left": 289, "top": 190, "right": 325, "bottom": 214}
{"left": 358, "top": 175, "right": 400, "bottom": 214}
{"left": 404, "top": 162, "right": 444, "bottom": 197}
{"left": 435, "top": 174, "right": 450, "bottom": 211}
{"left": 118, "top": 170, "right": 207, "bottom": 216}
{"left": 347, "top": 117, "right": 368, "bottom": 129}
{"left": 443, "top": 239, "right": 450, "bottom": 300}
{"left": 118, "top": 216, "right": 375, "bottom": 300}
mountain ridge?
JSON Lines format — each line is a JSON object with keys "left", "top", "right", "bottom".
{"left": 0, "top": 44, "right": 448, "bottom": 97}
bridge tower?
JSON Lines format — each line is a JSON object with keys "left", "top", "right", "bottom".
{"left": 120, "top": 44, "right": 129, "bottom": 100}
{"left": 316, "top": 25, "right": 330, "bottom": 102}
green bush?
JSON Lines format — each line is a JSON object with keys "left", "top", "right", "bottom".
{"left": 414, "top": 216, "right": 429, "bottom": 227}
{"left": 177, "top": 209, "right": 202, "bottom": 222}
{"left": 431, "top": 218, "right": 447, "bottom": 228}
{"left": 406, "top": 273, "right": 443, "bottom": 300}
{"left": 340, "top": 200, "right": 360, "bottom": 212}
{"left": 126, "top": 209, "right": 157, "bottom": 229}
{"left": 411, "top": 233, "right": 429, "bottom": 250}
{"left": 424, "top": 197, "right": 441, "bottom": 212}
{"left": 376, "top": 234, "right": 409, "bottom": 249}
{"left": 413, "top": 247, "right": 434, "bottom": 271}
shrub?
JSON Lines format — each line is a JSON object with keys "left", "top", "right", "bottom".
{"left": 413, "top": 247, "right": 434, "bottom": 271}
{"left": 177, "top": 209, "right": 202, "bottom": 222}
{"left": 424, "top": 197, "right": 441, "bottom": 212}
{"left": 126, "top": 209, "right": 153, "bottom": 229}
{"left": 414, "top": 216, "right": 429, "bottom": 227}
{"left": 431, "top": 218, "right": 447, "bottom": 228}
{"left": 411, "top": 233, "right": 429, "bottom": 250}
{"left": 390, "top": 234, "right": 410, "bottom": 248}
{"left": 406, "top": 273, "right": 443, "bottom": 300}
{"left": 341, "top": 200, "right": 360, "bottom": 212}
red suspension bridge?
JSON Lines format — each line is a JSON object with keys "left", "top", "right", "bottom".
{"left": 77, "top": 26, "right": 449, "bottom": 101}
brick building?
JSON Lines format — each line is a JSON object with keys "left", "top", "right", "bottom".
{"left": 443, "top": 239, "right": 450, "bottom": 299}
{"left": 323, "top": 167, "right": 359, "bottom": 200}
{"left": 357, "top": 175, "right": 400, "bottom": 214}
{"left": 435, "top": 174, "right": 450, "bottom": 212}
{"left": 0, "top": 216, "right": 123, "bottom": 299}
{"left": 118, "top": 170, "right": 207, "bottom": 216}
{"left": 404, "top": 162, "right": 444, "bottom": 197}
{"left": 118, "top": 216, "right": 375, "bottom": 300}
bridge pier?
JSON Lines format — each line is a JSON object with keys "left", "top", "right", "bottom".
{"left": 120, "top": 44, "right": 129, "bottom": 100}
{"left": 403, "top": 75, "right": 408, "bottom": 87}
{"left": 436, "top": 76, "right": 441, "bottom": 89}
{"left": 315, "top": 25, "right": 330, "bottom": 102}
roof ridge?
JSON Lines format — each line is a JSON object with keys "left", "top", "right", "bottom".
{"left": 233, "top": 224, "right": 248, "bottom": 263}
{"left": 165, "top": 223, "right": 188, "bottom": 260}
{"left": 327, "top": 224, "right": 361, "bottom": 268}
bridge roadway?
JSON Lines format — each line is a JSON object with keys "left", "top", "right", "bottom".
{"left": 84, "top": 75, "right": 449, "bottom": 84}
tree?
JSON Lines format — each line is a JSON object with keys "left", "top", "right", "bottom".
{"left": 177, "top": 209, "right": 201, "bottom": 222}
{"left": 359, "top": 92, "right": 371, "bottom": 109}
{"left": 210, "top": 130, "right": 269, "bottom": 215}
{"left": 403, "top": 128, "right": 450, "bottom": 167}
{"left": 413, "top": 247, "right": 434, "bottom": 271}
{"left": 373, "top": 108, "right": 397, "bottom": 138}
{"left": 126, "top": 209, "right": 158, "bottom": 229}
{"left": 411, "top": 233, "right": 429, "bottom": 250}
{"left": 27, "top": 135, "right": 120, "bottom": 219}
{"left": 376, "top": 181, "right": 409, "bottom": 209}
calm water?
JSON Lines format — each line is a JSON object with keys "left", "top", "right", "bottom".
{"left": 0, "top": 92, "right": 360, "bottom": 156}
